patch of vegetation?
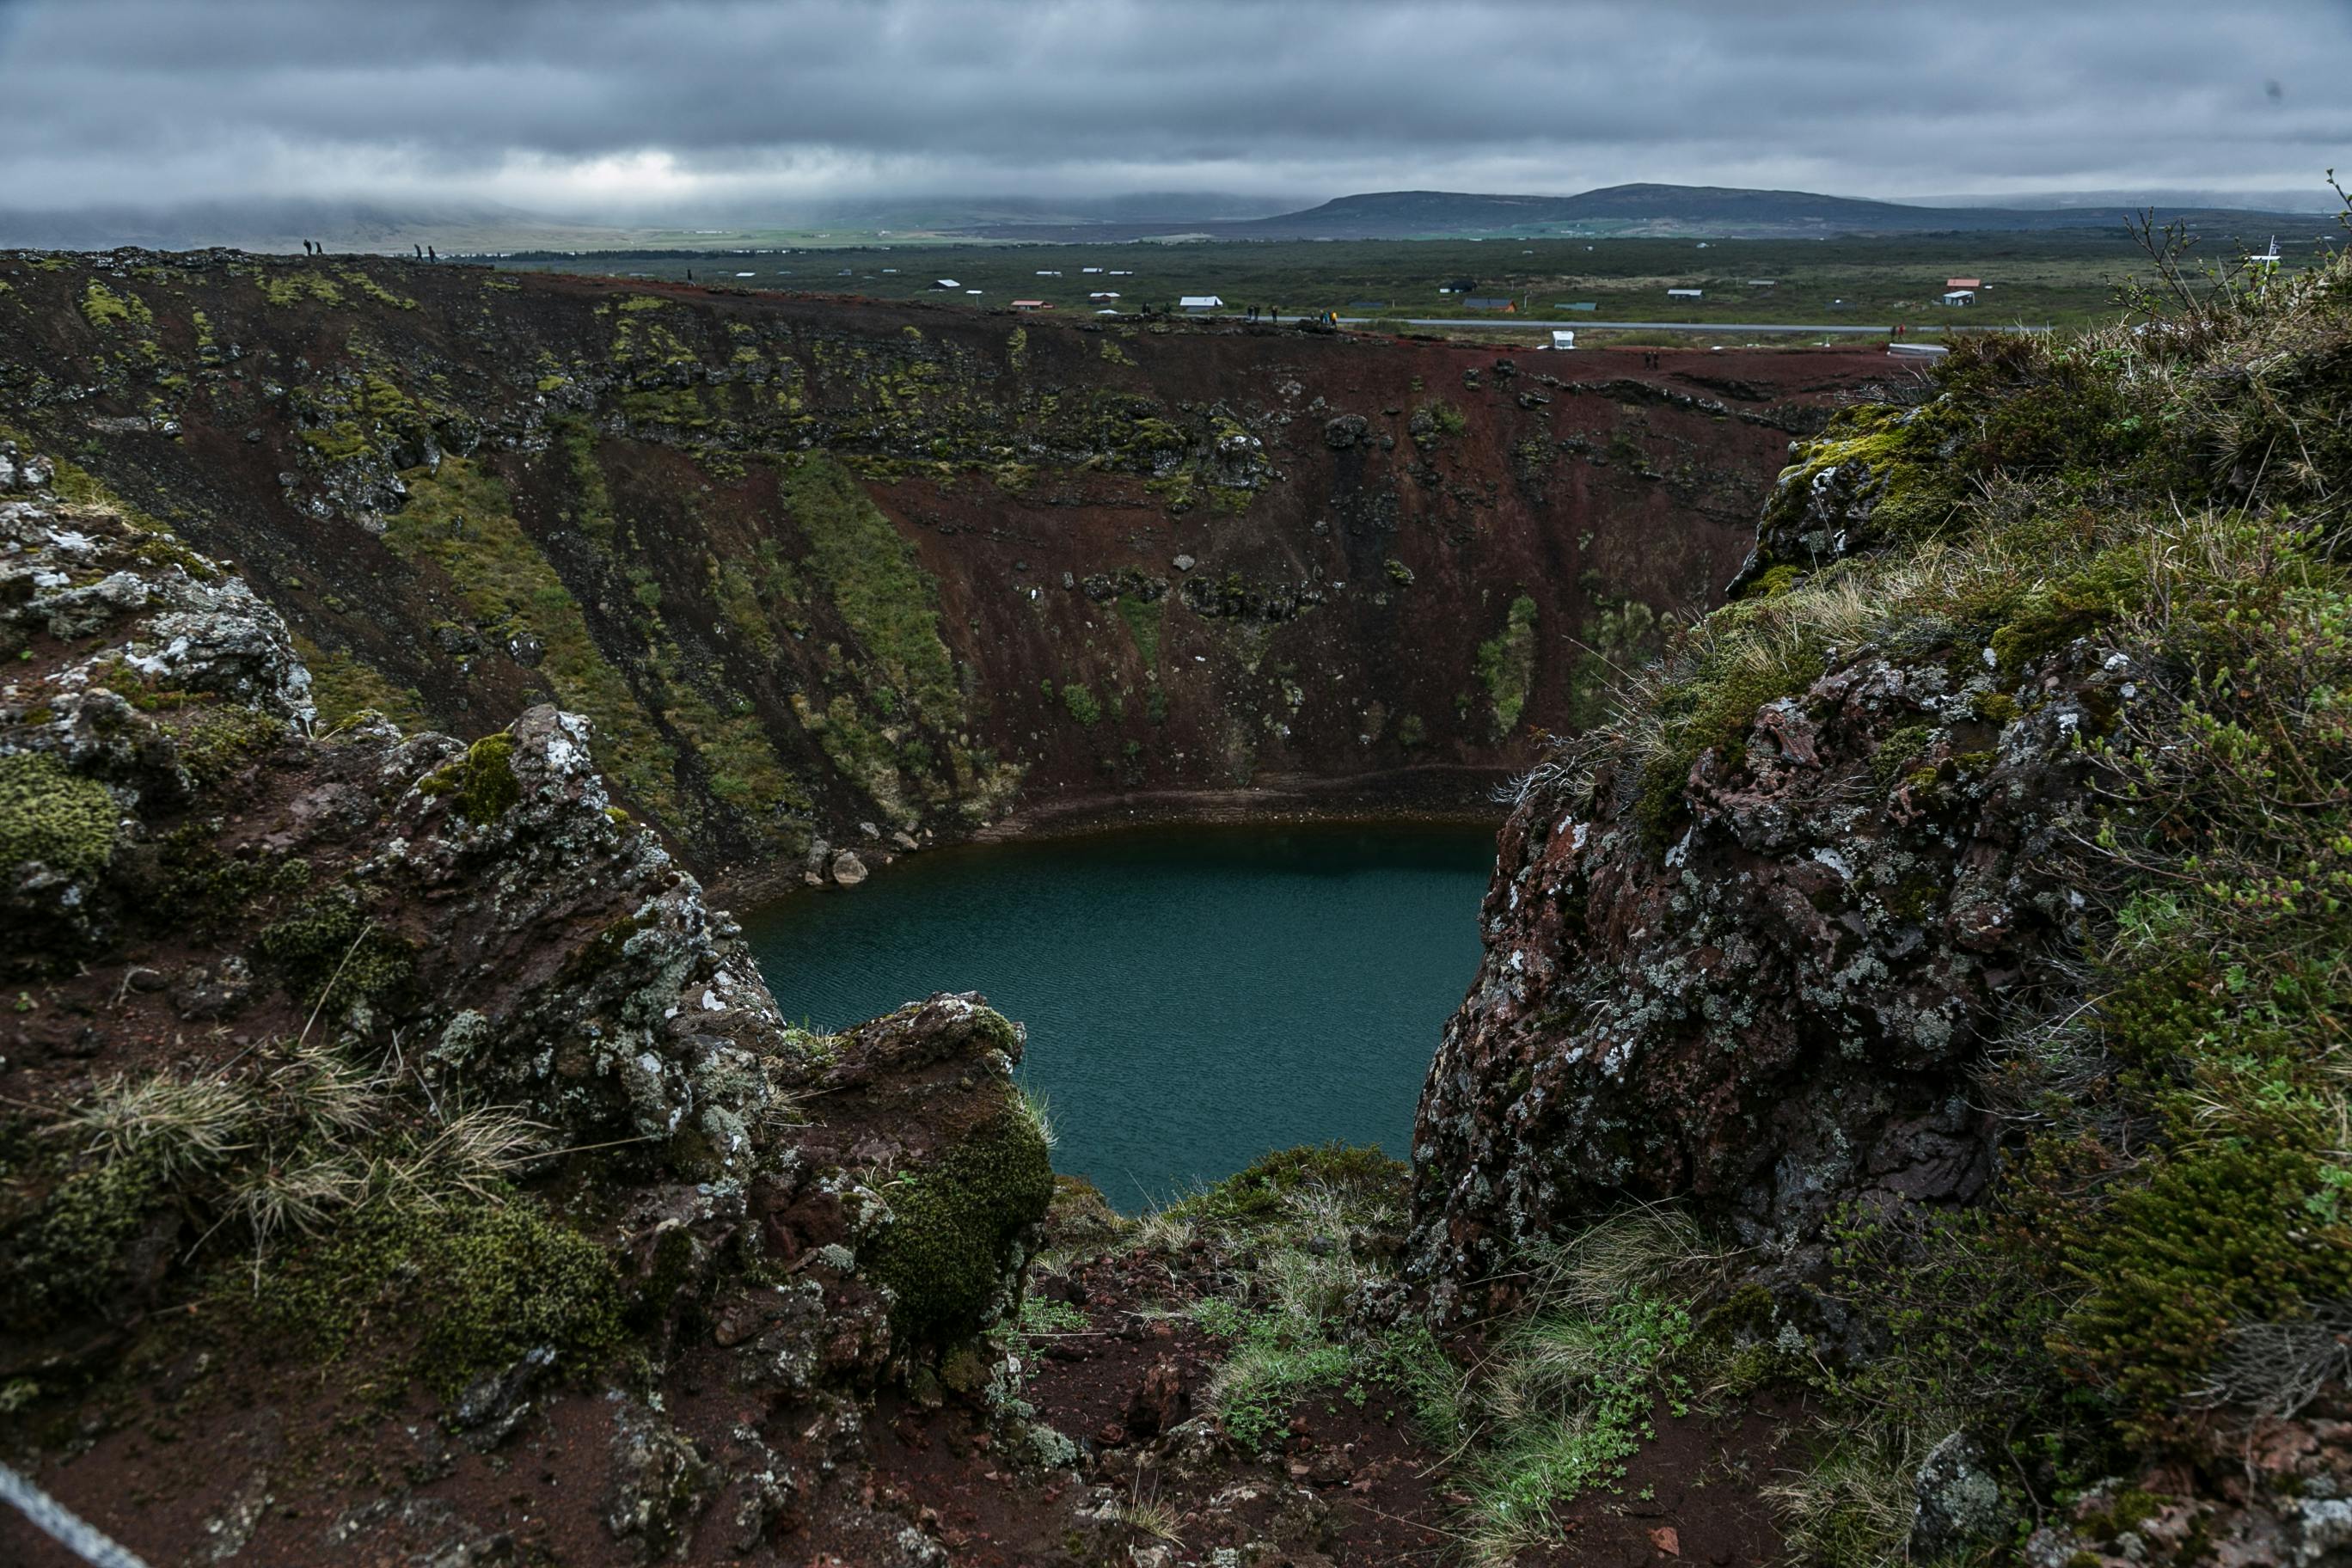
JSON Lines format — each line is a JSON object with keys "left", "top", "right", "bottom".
{"left": 171, "top": 704, "right": 286, "bottom": 787}
{"left": 550, "top": 416, "right": 618, "bottom": 546}
{"left": 297, "top": 636, "right": 430, "bottom": 732}
{"left": 1442, "top": 1211, "right": 1724, "bottom": 1566}
{"left": 79, "top": 280, "right": 152, "bottom": 331}
{"left": 0, "top": 751, "right": 117, "bottom": 879}
{"left": 864, "top": 1083, "right": 1056, "bottom": 1345}
{"left": 1115, "top": 592, "right": 1163, "bottom": 671}
{"left": 1060, "top": 681, "right": 1102, "bottom": 726}
{"left": 267, "top": 1194, "right": 623, "bottom": 1397}
{"left": 1142, "top": 1147, "right": 1462, "bottom": 1461}
{"left": 780, "top": 453, "right": 962, "bottom": 726}
{"left": 416, "top": 731, "right": 523, "bottom": 823}
{"left": 648, "top": 642, "right": 810, "bottom": 846}
{"left": 254, "top": 886, "right": 415, "bottom": 1014}
{"left": 1474, "top": 593, "right": 1539, "bottom": 738}
{"left": 334, "top": 268, "right": 419, "bottom": 309}
{"left": 1565, "top": 590, "right": 1663, "bottom": 730}
{"left": 258, "top": 271, "right": 344, "bottom": 308}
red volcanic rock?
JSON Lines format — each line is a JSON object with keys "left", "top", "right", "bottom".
{"left": 1410, "top": 630, "right": 2128, "bottom": 1314}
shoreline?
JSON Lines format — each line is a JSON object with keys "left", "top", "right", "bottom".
{"left": 703, "top": 765, "right": 1511, "bottom": 909}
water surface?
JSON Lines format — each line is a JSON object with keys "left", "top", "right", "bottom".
{"left": 742, "top": 824, "right": 1494, "bottom": 1209}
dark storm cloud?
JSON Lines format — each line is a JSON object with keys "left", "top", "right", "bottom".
{"left": 0, "top": 0, "right": 2344, "bottom": 213}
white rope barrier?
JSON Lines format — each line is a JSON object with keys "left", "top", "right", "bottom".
{"left": 0, "top": 1462, "right": 154, "bottom": 1568}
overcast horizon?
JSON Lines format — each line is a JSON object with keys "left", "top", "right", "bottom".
{"left": 0, "top": 0, "right": 2346, "bottom": 225}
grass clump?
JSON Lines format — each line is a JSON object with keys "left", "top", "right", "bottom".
{"left": 1448, "top": 1210, "right": 1724, "bottom": 1565}
{"left": 1149, "top": 1147, "right": 1462, "bottom": 1456}
{"left": 1, "top": 1042, "right": 562, "bottom": 1385}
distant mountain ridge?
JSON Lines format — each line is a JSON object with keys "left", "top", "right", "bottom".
{"left": 955, "top": 181, "right": 2320, "bottom": 241}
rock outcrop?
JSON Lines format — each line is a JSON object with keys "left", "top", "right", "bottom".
{"left": 1407, "top": 620, "right": 2114, "bottom": 1312}
{"left": 0, "top": 438, "right": 1056, "bottom": 1564}
{"left": 1410, "top": 245, "right": 2352, "bottom": 1563}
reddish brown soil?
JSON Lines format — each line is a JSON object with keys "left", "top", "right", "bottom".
{"left": 3, "top": 1213, "right": 1798, "bottom": 1568}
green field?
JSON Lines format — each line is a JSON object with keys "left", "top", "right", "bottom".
{"left": 493, "top": 224, "right": 2343, "bottom": 342}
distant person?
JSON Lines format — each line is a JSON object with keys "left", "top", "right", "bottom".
{"left": 301, "top": 240, "right": 311, "bottom": 256}
{"left": 687, "top": 267, "right": 694, "bottom": 281}
{"left": 427, "top": 245, "right": 436, "bottom": 261}
{"left": 414, "top": 243, "right": 422, "bottom": 259}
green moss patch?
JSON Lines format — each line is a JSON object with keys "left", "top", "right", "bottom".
{"left": 417, "top": 732, "right": 523, "bottom": 823}
{"left": 254, "top": 887, "right": 415, "bottom": 1013}
{"left": 781, "top": 453, "right": 963, "bottom": 726}
{"left": 263, "top": 1197, "right": 625, "bottom": 1396}
{"left": 864, "top": 1095, "right": 1055, "bottom": 1345}
{"left": 0, "top": 752, "right": 117, "bottom": 878}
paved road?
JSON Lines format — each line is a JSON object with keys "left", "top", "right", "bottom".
{"left": 1331, "top": 315, "right": 2050, "bottom": 334}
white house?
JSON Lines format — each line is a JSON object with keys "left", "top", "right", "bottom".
{"left": 1667, "top": 287, "right": 1702, "bottom": 299}
{"left": 1550, "top": 330, "right": 1577, "bottom": 350}
{"left": 928, "top": 279, "right": 961, "bottom": 290}
{"left": 1179, "top": 295, "right": 1223, "bottom": 310}
{"left": 1942, "top": 289, "right": 1976, "bottom": 306}
{"left": 1088, "top": 291, "right": 1120, "bottom": 300}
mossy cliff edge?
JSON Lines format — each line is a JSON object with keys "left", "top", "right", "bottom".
{"left": 0, "top": 442, "right": 1057, "bottom": 1559}
{"left": 1411, "top": 236, "right": 2352, "bottom": 1560}
{"left": 0, "top": 249, "right": 1889, "bottom": 890}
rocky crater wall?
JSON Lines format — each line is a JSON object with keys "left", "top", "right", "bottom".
{"left": 0, "top": 249, "right": 1890, "bottom": 890}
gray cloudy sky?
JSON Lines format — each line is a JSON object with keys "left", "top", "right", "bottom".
{"left": 0, "top": 0, "right": 2346, "bottom": 216}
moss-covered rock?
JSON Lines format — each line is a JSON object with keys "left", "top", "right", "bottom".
{"left": 864, "top": 1093, "right": 1054, "bottom": 1346}
{"left": 253, "top": 885, "right": 415, "bottom": 1011}
{"left": 0, "top": 752, "right": 118, "bottom": 879}
{"left": 416, "top": 730, "right": 524, "bottom": 823}
{"left": 263, "top": 1196, "right": 626, "bottom": 1397}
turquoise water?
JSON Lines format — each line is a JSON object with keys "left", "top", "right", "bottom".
{"left": 741, "top": 824, "right": 1496, "bottom": 1210}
